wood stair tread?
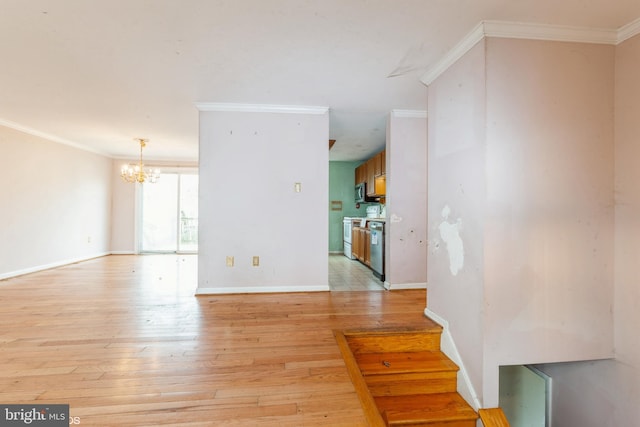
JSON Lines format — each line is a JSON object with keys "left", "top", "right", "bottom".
{"left": 342, "top": 325, "right": 443, "bottom": 336}
{"left": 346, "top": 330, "right": 443, "bottom": 354}
{"left": 375, "top": 392, "right": 478, "bottom": 425}
{"left": 479, "top": 408, "right": 510, "bottom": 427}
{"left": 336, "top": 327, "right": 490, "bottom": 427}
{"left": 355, "top": 350, "right": 459, "bottom": 376}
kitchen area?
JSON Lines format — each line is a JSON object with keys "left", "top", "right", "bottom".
{"left": 330, "top": 149, "right": 388, "bottom": 290}
{"left": 343, "top": 207, "right": 386, "bottom": 281}
{"left": 329, "top": 110, "right": 428, "bottom": 292}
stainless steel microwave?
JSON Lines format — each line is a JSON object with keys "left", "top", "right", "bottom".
{"left": 355, "top": 182, "right": 367, "bottom": 203}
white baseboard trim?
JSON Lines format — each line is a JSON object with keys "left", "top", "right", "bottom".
{"left": 0, "top": 252, "right": 111, "bottom": 280}
{"left": 384, "top": 281, "right": 427, "bottom": 290}
{"left": 196, "top": 285, "right": 331, "bottom": 295}
{"left": 110, "top": 251, "right": 136, "bottom": 255}
{"left": 424, "top": 307, "right": 482, "bottom": 410}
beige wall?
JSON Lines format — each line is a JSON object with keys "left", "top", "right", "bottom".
{"left": 110, "top": 162, "right": 137, "bottom": 253}
{"left": 0, "top": 125, "right": 198, "bottom": 273}
{"left": 427, "top": 37, "right": 616, "bottom": 408}
{"left": 0, "top": 126, "right": 112, "bottom": 278}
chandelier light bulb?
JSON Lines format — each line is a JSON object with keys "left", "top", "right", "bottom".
{"left": 120, "top": 138, "right": 160, "bottom": 184}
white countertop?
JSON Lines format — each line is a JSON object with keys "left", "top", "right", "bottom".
{"left": 352, "top": 218, "right": 386, "bottom": 227}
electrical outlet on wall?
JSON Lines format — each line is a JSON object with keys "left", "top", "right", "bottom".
{"left": 252, "top": 256, "right": 259, "bottom": 266}
{"left": 226, "top": 256, "right": 234, "bottom": 267}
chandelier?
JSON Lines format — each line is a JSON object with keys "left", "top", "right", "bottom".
{"left": 120, "top": 138, "right": 161, "bottom": 184}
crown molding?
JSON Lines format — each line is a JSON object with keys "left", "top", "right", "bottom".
{"left": 618, "top": 17, "right": 640, "bottom": 44}
{"left": 420, "top": 22, "right": 485, "bottom": 86}
{"left": 0, "top": 118, "right": 112, "bottom": 157}
{"left": 195, "top": 103, "right": 329, "bottom": 115}
{"left": 421, "top": 19, "right": 637, "bottom": 86}
{"left": 391, "top": 109, "right": 428, "bottom": 118}
{"left": 482, "top": 21, "right": 617, "bottom": 44}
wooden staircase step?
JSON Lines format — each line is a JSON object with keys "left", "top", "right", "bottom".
{"left": 375, "top": 393, "right": 478, "bottom": 427}
{"left": 356, "top": 351, "right": 460, "bottom": 396}
{"left": 355, "top": 351, "right": 459, "bottom": 376}
{"left": 364, "top": 370, "right": 458, "bottom": 396}
{"left": 478, "top": 408, "right": 511, "bottom": 426}
{"left": 335, "top": 327, "right": 489, "bottom": 427}
{"left": 345, "top": 328, "right": 443, "bottom": 354}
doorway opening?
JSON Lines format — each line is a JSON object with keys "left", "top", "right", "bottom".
{"left": 140, "top": 171, "right": 198, "bottom": 253}
{"left": 499, "top": 364, "right": 551, "bottom": 427}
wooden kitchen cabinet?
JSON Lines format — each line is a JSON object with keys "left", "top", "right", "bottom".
{"left": 366, "top": 160, "right": 376, "bottom": 196}
{"left": 374, "top": 174, "right": 386, "bottom": 196}
{"left": 354, "top": 149, "right": 386, "bottom": 197}
{"left": 353, "top": 226, "right": 369, "bottom": 264}
{"left": 352, "top": 226, "right": 361, "bottom": 259}
{"left": 351, "top": 223, "right": 372, "bottom": 269}
{"left": 355, "top": 164, "right": 365, "bottom": 185}
{"left": 373, "top": 151, "right": 382, "bottom": 176}
{"left": 358, "top": 228, "right": 366, "bottom": 263}
{"left": 367, "top": 150, "right": 385, "bottom": 197}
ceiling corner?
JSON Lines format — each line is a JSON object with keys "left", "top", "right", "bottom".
{"left": 617, "top": 17, "right": 640, "bottom": 44}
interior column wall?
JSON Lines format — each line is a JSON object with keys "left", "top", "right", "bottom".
{"left": 197, "top": 109, "right": 330, "bottom": 293}
{"left": 386, "top": 111, "right": 428, "bottom": 288}
{"left": 536, "top": 31, "right": 640, "bottom": 427}
{"left": 426, "top": 39, "right": 487, "bottom": 402}
{"left": 427, "top": 36, "right": 617, "bottom": 409}
{"left": 613, "top": 31, "right": 640, "bottom": 379}
{"left": 482, "top": 38, "right": 616, "bottom": 405}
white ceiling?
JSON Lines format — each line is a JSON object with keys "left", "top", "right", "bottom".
{"left": 1, "top": 1, "right": 639, "bottom": 162}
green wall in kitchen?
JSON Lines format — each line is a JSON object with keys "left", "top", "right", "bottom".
{"left": 329, "top": 161, "right": 368, "bottom": 252}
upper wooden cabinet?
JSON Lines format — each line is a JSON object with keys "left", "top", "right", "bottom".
{"left": 374, "top": 175, "right": 386, "bottom": 196}
{"left": 373, "top": 151, "right": 382, "bottom": 176}
{"left": 366, "top": 160, "right": 376, "bottom": 196}
{"left": 355, "top": 163, "right": 366, "bottom": 185}
{"left": 354, "top": 149, "right": 386, "bottom": 197}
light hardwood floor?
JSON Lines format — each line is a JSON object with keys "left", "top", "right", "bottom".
{"left": 0, "top": 255, "right": 429, "bottom": 426}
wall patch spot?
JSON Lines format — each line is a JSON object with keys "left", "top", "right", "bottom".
{"left": 438, "top": 205, "right": 464, "bottom": 276}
